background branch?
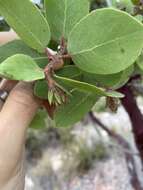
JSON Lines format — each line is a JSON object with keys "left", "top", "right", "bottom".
{"left": 89, "top": 111, "right": 142, "bottom": 190}
{"left": 119, "top": 84, "right": 143, "bottom": 164}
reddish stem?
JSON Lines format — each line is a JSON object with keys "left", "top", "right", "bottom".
{"left": 119, "top": 85, "right": 143, "bottom": 164}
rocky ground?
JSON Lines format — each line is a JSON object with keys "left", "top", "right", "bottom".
{"left": 24, "top": 98, "right": 143, "bottom": 190}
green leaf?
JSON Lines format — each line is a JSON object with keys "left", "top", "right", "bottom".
{"left": 54, "top": 75, "right": 124, "bottom": 98}
{"left": 56, "top": 65, "right": 81, "bottom": 79}
{"left": 105, "top": 91, "right": 124, "bottom": 98}
{"left": 82, "top": 65, "right": 134, "bottom": 89}
{"left": 34, "top": 80, "right": 48, "bottom": 99}
{"left": 112, "top": 65, "right": 134, "bottom": 89}
{"left": 54, "top": 90, "right": 98, "bottom": 127}
{"left": 0, "top": 0, "right": 51, "bottom": 52}
{"left": 48, "top": 90, "right": 54, "bottom": 105}
{"left": 0, "top": 54, "right": 45, "bottom": 81}
{"left": 68, "top": 8, "right": 143, "bottom": 74}
{"left": 54, "top": 93, "right": 62, "bottom": 105}
{"left": 29, "top": 109, "right": 47, "bottom": 130}
{"left": 0, "top": 40, "right": 48, "bottom": 68}
{"left": 45, "top": 0, "right": 89, "bottom": 41}
{"left": 82, "top": 71, "right": 122, "bottom": 87}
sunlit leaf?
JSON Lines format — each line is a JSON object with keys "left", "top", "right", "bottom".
{"left": 0, "top": 54, "right": 45, "bottom": 81}
{"left": 0, "top": 0, "right": 51, "bottom": 52}
{"left": 45, "top": 0, "right": 89, "bottom": 41}
{"left": 68, "top": 8, "right": 143, "bottom": 74}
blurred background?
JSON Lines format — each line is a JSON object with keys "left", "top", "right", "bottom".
{"left": 1, "top": 0, "right": 143, "bottom": 190}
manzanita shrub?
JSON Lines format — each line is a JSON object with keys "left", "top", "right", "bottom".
{"left": 0, "top": 0, "right": 143, "bottom": 128}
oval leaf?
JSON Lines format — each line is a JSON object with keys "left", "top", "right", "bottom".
{"left": 68, "top": 8, "right": 143, "bottom": 74}
{"left": 0, "top": 54, "right": 45, "bottom": 81}
{"left": 45, "top": 0, "right": 89, "bottom": 41}
{"left": 0, "top": 0, "right": 51, "bottom": 52}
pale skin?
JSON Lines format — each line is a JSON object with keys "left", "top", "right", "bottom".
{"left": 0, "top": 31, "right": 39, "bottom": 189}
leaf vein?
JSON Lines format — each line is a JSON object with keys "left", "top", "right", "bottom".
{"left": 0, "top": 2, "right": 45, "bottom": 49}
{"left": 71, "top": 30, "right": 143, "bottom": 55}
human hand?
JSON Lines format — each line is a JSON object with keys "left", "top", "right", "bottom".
{"left": 0, "top": 82, "right": 39, "bottom": 190}
{"left": 0, "top": 32, "right": 39, "bottom": 190}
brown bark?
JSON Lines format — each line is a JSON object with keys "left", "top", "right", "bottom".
{"left": 119, "top": 85, "right": 143, "bottom": 164}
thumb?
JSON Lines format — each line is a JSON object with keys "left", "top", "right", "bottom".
{"left": 0, "top": 82, "right": 39, "bottom": 130}
{"left": 0, "top": 82, "right": 39, "bottom": 185}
